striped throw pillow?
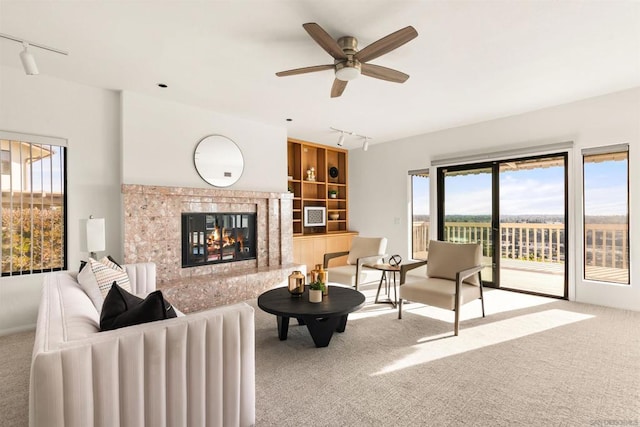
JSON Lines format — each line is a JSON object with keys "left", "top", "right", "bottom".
{"left": 78, "top": 257, "right": 131, "bottom": 312}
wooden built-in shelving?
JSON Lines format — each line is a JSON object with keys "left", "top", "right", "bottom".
{"left": 287, "top": 137, "right": 349, "bottom": 235}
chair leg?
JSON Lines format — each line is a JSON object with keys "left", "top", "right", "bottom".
{"left": 454, "top": 307, "right": 459, "bottom": 336}
{"left": 398, "top": 298, "right": 403, "bottom": 319}
{"left": 479, "top": 272, "right": 485, "bottom": 318}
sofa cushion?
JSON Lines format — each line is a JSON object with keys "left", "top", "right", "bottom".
{"left": 427, "top": 240, "right": 481, "bottom": 285}
{"left": 347, "top": 237, "right": 387, "bottom": 265}
{"left": 77, "top": 257, "right": 132, "bottom": 312}
{"left": 100, "top": 283, "right": 177, "bottom": 331}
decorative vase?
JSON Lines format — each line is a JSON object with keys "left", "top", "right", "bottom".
{"left": 288, "top": 270, "right": 305, "bottom": 297}
{"left": 310, "top": 264, "right": 329, "bottom": 296}
{"left": 329, "top": 213, "right": 339, "bottom": 220}
{"left": 309, "top": 289, "right": 322, "bottom": 303}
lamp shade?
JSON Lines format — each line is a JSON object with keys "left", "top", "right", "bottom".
{"left": 86, "top": 217, "right": 106, "bottom": 253}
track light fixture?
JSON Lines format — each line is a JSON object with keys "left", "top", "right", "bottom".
{"left": 0, "top": 33, "right": 68, "bottom": 76}
{"left": 20, "top": 43, "right": 38, "bottom": 75}
{"left": 362, "top": 137, "right": 369, "bottom": 151}
{"left": 330, "top": 127, "right": 372, "bottom": 151}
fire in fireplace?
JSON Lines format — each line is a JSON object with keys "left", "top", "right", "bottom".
{"left": 181, "top": 212, "right": 256, "bottom": 268}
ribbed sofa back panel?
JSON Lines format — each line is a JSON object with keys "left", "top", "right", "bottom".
{"left": 31, "top": 267, "right": 256, "bottom": 427}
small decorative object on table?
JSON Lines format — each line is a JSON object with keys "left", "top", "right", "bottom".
{"left": 288, "top": 270, "right": 305, "bottom": 297}
{"left": 328, "top": 190, "right": 337, "bottom": 198}
{"left": 308, "top": 281, "right": 325, "bottom": 303}
{"left": 310, "top": 264, "right": 329, "bottom": 295}
{"left": 329, "top": 213, "right": 339, "bottom": 221}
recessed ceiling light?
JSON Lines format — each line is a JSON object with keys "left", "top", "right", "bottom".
{"left": 286, "top": 118, "right": 292, "bottom": 122}
{"left": 157, "top": 83, "right": 168, "bottom": 88}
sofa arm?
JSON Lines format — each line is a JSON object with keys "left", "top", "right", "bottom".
{"left": 123, "top": 262, "right": 157, "bottom": 295}
{"left": 30, "top": 303, "right": 255, "bottom": 427}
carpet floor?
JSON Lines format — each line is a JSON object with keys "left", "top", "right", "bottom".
{"left": 2, "top": 285, "right": 640, "bottom": 426}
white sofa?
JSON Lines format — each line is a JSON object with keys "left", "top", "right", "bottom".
{"left": 30, "top": 262, "right": 255, "bottom": 427}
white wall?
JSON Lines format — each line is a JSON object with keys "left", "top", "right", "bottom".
{"left": 0, "top": 66, "right": 122, "bottom": 334}
{"left": 350, "top": 87, "right": 640, "bottom": 311}
{"left": 0, "top": 72, "right": 288, "bottom": 336}
{"left": 121, "top": 91, "right": 287, "bottom": 192}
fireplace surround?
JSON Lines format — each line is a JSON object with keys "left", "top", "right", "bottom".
{"left": 122, "top": 184, "right": 302, "bottom": 312}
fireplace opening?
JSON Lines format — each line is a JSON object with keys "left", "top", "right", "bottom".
{"left": 181, "top": 212, "right": 256, "bottom": 268}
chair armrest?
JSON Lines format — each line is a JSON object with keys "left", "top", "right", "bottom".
{"left": 323, "top": 251, "right": 350, "bottom": 268}
{"left": 399, "top": 260, "right": 428, "bottom": 284}
{"left": 456, "top": 264, "right": 483, "bottom": 284}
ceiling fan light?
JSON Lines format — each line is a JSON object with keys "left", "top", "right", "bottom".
{"left": 20, "top": 43, "right": 39, "bottom": 75}
{"left": 335, "top": 66, "right": 360, "bottom": 81}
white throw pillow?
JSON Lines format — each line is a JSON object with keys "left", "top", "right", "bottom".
{"left": 77, "top": 257, "right": 132, "bottom": 312}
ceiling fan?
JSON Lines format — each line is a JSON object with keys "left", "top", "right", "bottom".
{"left": 276, "top": 23, "right": 418, "bottom": 98}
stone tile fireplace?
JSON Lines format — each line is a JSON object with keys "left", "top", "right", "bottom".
{"left": 122, "top": 184, "right": 302, "bottom": 312}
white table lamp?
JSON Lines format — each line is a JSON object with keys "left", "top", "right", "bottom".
{"left": 86, "top": 216, "right": 105, "bottom": 259}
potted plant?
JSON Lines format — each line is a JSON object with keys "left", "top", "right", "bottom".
{"left": 308, "top": 281, "right": 325, "bottom": 303}
{"left": 328, "top": 190, "right": 338, "bottom": 199}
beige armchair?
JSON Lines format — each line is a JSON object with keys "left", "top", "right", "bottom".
{"left": 323, "top": 236, "right": 388, "bottom": 290}
{"left": 398, "top": 240, "right": 485, "bottom": 335}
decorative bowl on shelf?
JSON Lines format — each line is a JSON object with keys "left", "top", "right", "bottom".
{"left": 329, "top": 213, "right": 340, "bottom": 220}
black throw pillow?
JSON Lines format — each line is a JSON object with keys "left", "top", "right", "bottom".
{"left": 100, "top": 282, "right": 177, "bottom": 331}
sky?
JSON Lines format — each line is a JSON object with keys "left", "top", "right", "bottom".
{"left": 28, "top": 146, "right": 64, "bottom": 193}
{"left": 413, "top": 158, "right": 627, "bottom": 217}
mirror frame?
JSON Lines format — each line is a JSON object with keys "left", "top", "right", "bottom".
{"left": 193, "top": 134, "right": 244, "bottom": 187}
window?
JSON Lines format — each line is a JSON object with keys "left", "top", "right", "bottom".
{"left": 1, "top": 132, "right": 67, "bottom": 275}
{"left": 410, "top": 169, "right": 429, "bottom": 260}
{"left": 1, "top": 150, "right": 9, "bottom": 174}
{"left": 582, "top": 145, "right": 629, "bottom": 284}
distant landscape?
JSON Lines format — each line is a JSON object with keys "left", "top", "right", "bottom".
{"left": 413, "top": 215, "right": 628, "bottom": 224}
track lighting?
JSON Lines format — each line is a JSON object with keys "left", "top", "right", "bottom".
{"left": 362, "top": 137, "right": 369, "bottom": 151}
{"left": 0, "top": 32, "right": 68, "bottom": 76}
{"left": 330, "top": 127, "right": 372, "bottom": 150}
{"left": 20, "top": 43, "right": 38, "bottom": 75}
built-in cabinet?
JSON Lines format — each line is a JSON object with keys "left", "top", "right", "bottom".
{"left": 287, "top": 138, "right": 348, "bottom": 235}
{"left": 288, "top": 138, "right": 355, "bottom": 273}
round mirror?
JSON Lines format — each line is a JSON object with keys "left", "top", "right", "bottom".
{"left": 194, "top": 135, "right": 244, "bottom": 187}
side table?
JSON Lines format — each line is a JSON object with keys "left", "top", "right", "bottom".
{"left": 363, "top": 263, "right": 401, "bottom": 307}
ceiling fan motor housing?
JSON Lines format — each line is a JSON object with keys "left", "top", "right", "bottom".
{"left": 335, "top": 36, "right": 361, "bottom": 81}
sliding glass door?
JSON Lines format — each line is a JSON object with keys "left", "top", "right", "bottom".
{"left": 437, "top": 164, "right": 495, "bottom": 285}
{"left": 437, "top": 154, "right": 567, "bottom": 298}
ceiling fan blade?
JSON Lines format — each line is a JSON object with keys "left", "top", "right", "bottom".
{"left": 331, "top": 79, "right": 348, "bottom": 98}
{"left": 361, "top": 63, "right": 409, "bottom": 83}
{"left": 355, "top": 26, "right": 418, "bottom": 63}
{"left": 276, "top": 64, "right": 334, "bottom": 77}
{"left": 303, "top": 23, "right": 347, "bottom": 60}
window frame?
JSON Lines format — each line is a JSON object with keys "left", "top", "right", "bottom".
{"left": 409, "top": 168, "right": 430, "bottom": 261}
{"left": 581, "top": 144, "right": 630, "bottom": 285}
{"left": 0, "top": 131, "right": 68, "bottom": 276}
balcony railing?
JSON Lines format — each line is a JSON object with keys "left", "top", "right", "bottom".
{"left": 412, "top": 221, "right": 629, "bottom": 271}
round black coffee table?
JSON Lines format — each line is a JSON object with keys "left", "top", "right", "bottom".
{"left": 257, "top": 284, "right": 365, "bottom": 348}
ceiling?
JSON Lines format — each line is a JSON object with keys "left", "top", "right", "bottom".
{"left": 1, "top": 1, "right": 639, "bottom": 150}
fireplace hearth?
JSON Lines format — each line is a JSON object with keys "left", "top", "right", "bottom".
{"left": 182, "top": 212, "right": 256, "bottom": 268}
